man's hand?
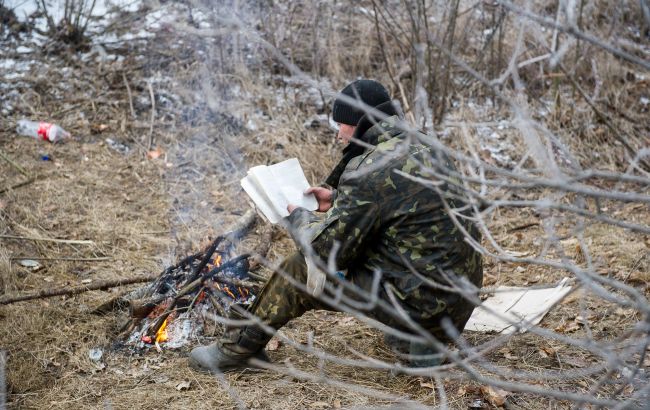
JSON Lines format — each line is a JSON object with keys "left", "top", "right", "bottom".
{"left": 306, "top": 186, "right": 333, "bottom": 212}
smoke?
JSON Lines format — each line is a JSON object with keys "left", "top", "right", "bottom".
{"left": 155, "top": 0, "right": 263, "bottom": 254}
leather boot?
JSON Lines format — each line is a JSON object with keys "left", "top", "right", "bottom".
{"left": 409, "top": 340, "right": 444, "bottom": 367}
{"left": 189, "top": 309, "right": 272, "bottom": 374}
{"left": 384, "top": 333, "right": 445, "bottom": 367}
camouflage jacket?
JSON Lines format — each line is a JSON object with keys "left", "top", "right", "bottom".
{"left": 287, "top": 116, "right": 482, "bottom": 320}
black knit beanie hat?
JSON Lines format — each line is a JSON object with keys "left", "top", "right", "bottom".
{"left": 332, "top": 79, "right": 391, "bottom": 126}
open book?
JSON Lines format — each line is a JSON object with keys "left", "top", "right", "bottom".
{"left": 240, "top": 158, "right": 318, "bottom": 224}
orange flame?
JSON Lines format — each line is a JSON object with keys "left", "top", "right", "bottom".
{"left": 155, "top": 317, "right": 169, "bottom": 343}
{"left": 212, "top": 254, "right": 221, "bottom": 266}
{"left": 223, "top": 286, "right": 236, "bottom": 299}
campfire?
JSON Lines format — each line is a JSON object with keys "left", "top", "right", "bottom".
{"left": 117, "top": 235, "right": 262, "bottom": 350}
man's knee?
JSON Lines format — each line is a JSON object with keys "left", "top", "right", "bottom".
{"left": 277, "top": 252, "right": 308, "bottom": 282}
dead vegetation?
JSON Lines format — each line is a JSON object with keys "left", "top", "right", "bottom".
{"left": 0, "top": 0, "right": 648, "bottom": 408}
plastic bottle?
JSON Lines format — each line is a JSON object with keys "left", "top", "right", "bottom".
{"left": 16, "top": 119, "right": 70, "bottom": 143}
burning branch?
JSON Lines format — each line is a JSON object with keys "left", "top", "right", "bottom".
{"left": 144, "top": 253, "right": 251, "bottom": 339}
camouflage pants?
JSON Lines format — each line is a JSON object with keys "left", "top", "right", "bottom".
{"left": 248, "top": 252, "right": 479, "bottom": 342}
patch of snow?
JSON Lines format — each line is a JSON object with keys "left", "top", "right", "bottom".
{"left": 4, "top": 72, "right": 25, "bottom": 80}
{"left": 5, "top": 0, "right": 39, "bottom": 22}
{"left": 476, "top": 124, "right": 517, "bottom": 169}
{"left": 358, "top": 7, "right": 374, "bottom": 17}
{"left": 0, "top": 59, "right": 17, "bottom": 70}
{"left": 246, "top": 118, "right": 257, "bottom": 131}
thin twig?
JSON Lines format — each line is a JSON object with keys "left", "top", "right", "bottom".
{"left": 122, "top": 72, "right": 136, "bottom": 119}
{"left": 147, "top": 80, "right": 155, "bottom": 151}
{"left": 0, "top": 149, "right": 30, "bottom": 177}
{"left": 0, "top": 178, "right": 35, "bottom": 195}
{"left": 0, "top": 350, "right": 5, "bottom": 410}
{"left": 10, "top": 256, "right": 112, "bottom": 262}
{"left": 0, "top": 235, "right": 94, "bottom": 245}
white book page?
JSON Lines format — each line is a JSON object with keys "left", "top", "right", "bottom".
{"left": 248, "top": 165, "right": 288, "bottom": 219}
{"left": 268, "top": 158, "right": 318, "bottom": 214}
{"left": 240, "top": 167, "right": 283, "bottom": 224}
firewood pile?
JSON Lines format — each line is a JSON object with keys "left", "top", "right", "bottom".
{"left": 114, "top": 214, "right": 267, "bottom": 351}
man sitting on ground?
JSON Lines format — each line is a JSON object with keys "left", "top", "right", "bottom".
{"left": 189, "top": 79, "right": 483, "bottom": 372}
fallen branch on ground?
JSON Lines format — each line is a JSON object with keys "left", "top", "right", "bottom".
{"left": 10, "top": 256, "right": 111, "bottom": 262}
{"left": 0, "top": 178, "right": 36, "bottom": 194}
{"left": 0, "top": 274, "right": 159, "bottom": 305}
{"left": 0, "top": 234, "right": 94, "bottom": 245}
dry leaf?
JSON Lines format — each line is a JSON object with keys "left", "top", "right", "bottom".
{"left": 555, "top": 320, "right": 581, "bottom": 333}
{"left": 419, "top": 380, "right": 435, "bottom": 390}
{"left": 90, "top": 123, "right": 109, "bottom": 133}
{"left": 480, "top": 385, "right": 509, "bottom": 407}
{"left": 175, "top": 380, "right": 191, "bottom": 391}
{"left": 152, "top": 374, "right": 169, "bottom": 384}
{"left": 458, "top": 385, "right": 479, "bottom": 396}
{"left": 560, "top": 238, "right": 578, "bottom": 247}
{"left": 526, "top": 274, "right": 541, "bottom": 284}
{"left": 627, "top": 271, "right": 650, "bottom": 285}
{"left": 267, "top": 339, "right": 281, "bottom": 351}
{"left": 337, "top": 316, "right": 355, "bottom": 326}
{"left": 562, "top": 289, "right": 584, "bottom": 305}
{"left": 574, "top": 243, "right": 585, "bottom": 263}
{"left": 147, "top": 147, "right": 164, "bottom": 160}
{"left": 333, "top": 399, "right": 342, "bottom": 409}
{"left": 499, "top": 348, "right": 518, "bottom": 360}
{"left": 539, "top": 344, "right": 557, "bottom": 357}
{"left": 309, "top": 401, "right": 330, "bottom": 409}
{"left": 562, "top": 355, "right": 589, "bottom": 368}
{"left": 623, "top": 384, "right": 634, "bottom": 395}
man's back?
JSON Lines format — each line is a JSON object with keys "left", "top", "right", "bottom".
{"left": 324, "top": 115, "right": 483, "bottom": 324}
